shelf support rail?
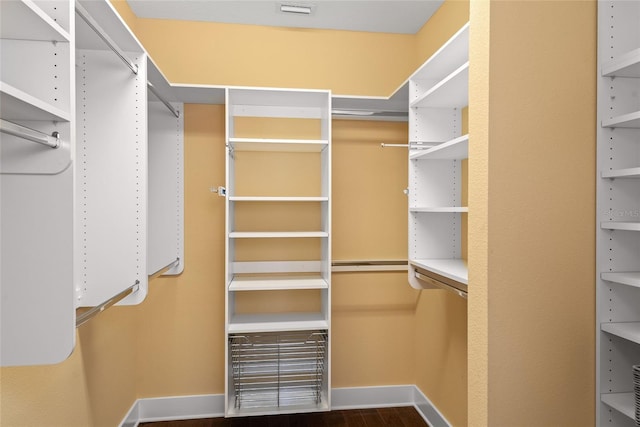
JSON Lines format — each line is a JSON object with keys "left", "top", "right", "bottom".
{"left": 76, "top": 280, "right": 140, "bottom": 327}
{"left": 0, "top": 119, "right": 60, "bottom": 149}
{"left": 148, "top": 257, "right": 180, "bottom": 281}
{"left": 331, "top": 260, "right": 408, "bottom": 272}
{"left": 147, "top": 82, "right": 180, "bottom": 118}
{"left": 75, "top": 2, "right": 139, "bottom": 75}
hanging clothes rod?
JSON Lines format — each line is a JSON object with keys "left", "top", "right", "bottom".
{"left": 76, "top": 280, "right": 140, "bottom": 327}
{"left": 149, "top": 257, "right": 180, "bottom": 280}
{"left": 332, "top": 260, "right": 408, "bottom": 272}
{"left": 0, "top": 119, "right": 60, "bottom": 148}
{"left": 147, "top": 82, "right": 180, "bottom": 118}
{"left": 380, "top": 143, "right": 408, "bottom": 148}
{"left": 75, "top": 2, "right": 138, "bottom": 75}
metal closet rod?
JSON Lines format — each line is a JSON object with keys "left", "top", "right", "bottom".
{"left": 0, "top": 119, "right": 60, "bottom": 148}
{"left": 76, "top": 280, "right": 140, "bottom": 327}
{"left": 147, "top": 82, "right": 180, "bottom": 118}
{"left": 75, "top": 2, "right": 139, "bottom": 75}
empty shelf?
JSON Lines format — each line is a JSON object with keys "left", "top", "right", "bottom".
{"left": 228, "top": 138, "right": 328, "bottom": 152}
{"left": 410, "top": 62, "right": 469, "bottom": 108}
{"left": 410, "top": 23, "right": 469, "bottom": 83}
{"left": 229, "top": 196, "right": 328, "bottom": 202}
{"left": 229, "top": 231, "right": 328, "bottom": 239}
{"left": 411, "top": 258, "right": 468, "bottom": 285}
{"left": 601, "top": 322, "right": 640, "bottom": 345}
{"left": 602, "top": 48, "right": 640, "bottom": 77}
{"left": 602, "top": 167, "right": 640, "bottom": 179}
{"left": 601, "top": 272, "right": 640, "bottom": 289}
{"left": 601, "top": 392, "right": 636, "bottom": 420}
{"left": 229, "top": 275, "right": 328, "bottom": 291}
{"left": 601, "top": 222, "right": 640, "bottom": 232}
{"left": 0, "top": 82, "right": 70, "bottom": 122}
{"left": 228, "top": 313, "right": 328, "bottom": 334}
{"left": 410, "top": 207, "right": 468, "bottom": 213}
{"left": 602, "top": 111, "right": 640, "bottom": 129}
{"left": 0, "top": 0, "right": 70, "bottom": 42}
{"left": 410, "top": 134, "right": 469, "bottom": 160}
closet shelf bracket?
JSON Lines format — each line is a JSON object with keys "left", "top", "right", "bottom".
{"left": 75, "top": 280, "right": 140, "bottom": 327}
{"left": 0, "top": 119, "right": 60, "bottom": 149}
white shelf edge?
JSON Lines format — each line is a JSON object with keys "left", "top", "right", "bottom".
{"left": 0, "top": 82, "right": 71, "bottom": 122}
{"left": 602, "top": 110, "right": 640, "bottom": 129}
{"left": 601, "top": 322, "right": 640, "bottom": 345}
{"left": 410, "top": 62, "right": 469, "bottom": 109}
{"left": 229, "top": 275, "right": 329, "bottom": 291}
{"left": 602, "top": 47, "right": 640, "bottom": 77}
{"left": 601, "top": 392, "right": 636, "bottom": 420}
{"left": 229, "top": 138, "right": 328, "bottom": 144}
{"left": 409, "top": 22, "right": 470, "bottom": 82}
{"left": 410, "top": 134, "right": 469, "bottom": 160}
{"left": 229, "top": 196, "right": 328, "bottom": 202}
{"left": 409, "top": 207, "right": 468, "bottom": 213}
{"left": 601, "top": 167, "right": 640, "bottom": 179}
{"left": 229, "top": 231, "right": 329, "bottom": 239}
{"left": 601, "top": 272, "right": 640, "bottom": 288}
{"left": 228, "top": 138, "right": 329, "bottom": 152}
{"left": 410, "top": 258, "right": 468, "bottom": 285}
{"left": 601, "top": 222, "right": 640, "bottom": 232}
{"left": 1, "top": 0, "right": 71, "bottom": 42}
{"left": 228, "top": 313, "right": 329, "bottom": 334}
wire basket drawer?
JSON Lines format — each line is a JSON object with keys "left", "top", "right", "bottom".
{"left": 229, "top": 330, "right": 328, "bottom": 411}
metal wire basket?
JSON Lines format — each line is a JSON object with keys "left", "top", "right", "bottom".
{"left": 229, "top": 330, "right": 328, "bottom": 410}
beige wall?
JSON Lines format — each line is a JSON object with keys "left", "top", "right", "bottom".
{"left": 468, "top": 1, "right": 596, "bottom": 426}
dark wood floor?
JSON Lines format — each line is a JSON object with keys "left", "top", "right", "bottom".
{"left": 139, "top": 407, "right": 429, "bottom": 427}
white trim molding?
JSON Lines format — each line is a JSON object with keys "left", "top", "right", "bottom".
{"left": 119, "top": 385, "right": 450, "bottom": 427}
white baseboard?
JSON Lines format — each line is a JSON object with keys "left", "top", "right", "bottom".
{"left": 120, "top": 385, "right": 450, "bottom": 427}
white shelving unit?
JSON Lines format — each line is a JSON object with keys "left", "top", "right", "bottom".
{"left": 596, "top": 1, "right": 640, "bottom": 425}
{"left": 1, "top": 0, "right": 185, "bottom": 367}
{"left": 407, "top": 23, "right": 469, "bottom": 298}
{"left": 225, "top": 87, "right": 331, "bottom": 416}
{"left": 1, "top": 0, "right": 75, "bottom": 367}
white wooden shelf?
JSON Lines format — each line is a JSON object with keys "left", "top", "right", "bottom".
{"left": 601, "top": 272, "right": 640, "bottom": 289}
{"left": 229, "top": 231, "right": 328, "bottom": 239}
{"left": 410, "top": 134, "right": 469, "bottom": 160}
{"left": 229, "top": 275, "right": 329, "bottom": 291}
{"left": 410, "top": 62, "right": 469, "bottom": 109}
{"left": 601, "top": 222, "right": 640, "bottom": 232}
{"left": 229, "top": 196, "right": 328, "bottom": 202}
{"left": 602, "top": 167, "right": 640, "bottom": 179}
{"left": 0, "top": 82, "right": 70, "bottom": 122}
{"left": 410, "top": 259, "right": 468, "bottom": 285}
{"left": 602, "top": 48, "right": 640, "bottom": 77}
{"left": 601, "top": 392, "right": 636, "bottom": 420}
{"left": 228, "top": 313, "right": 328, "bottom": 334}
{"left": 410, "top": 207, "right": 468, "bottom": 213}
{"left": 0, "top": 0, "right": 70, "bottom": 42}
{"left": 602, "top": 111, "right": 640, "bottom": 129}
{"left": 601, "top": 322, "right": 640, "bottom": 345}
{"left": 410, "top": 23, "right": 469, "bottom": 85}
{"left": 226, "top": 400, "right": 329, "bottom": 418}
{"left": 228, "top": 138, "right": 328, "bottom": 152}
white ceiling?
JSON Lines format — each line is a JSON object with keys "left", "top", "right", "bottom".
{"left": 126, "top": 0, "right": 444, "bottom": 34}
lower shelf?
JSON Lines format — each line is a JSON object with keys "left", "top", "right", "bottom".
{"left": 601, "top": 392, "right": 636, "bottom": 421}
{"left": 228, "top": 313, "right": 328, "bottom": 334}
{"left": 410, "top": 258, "right": 468, "bottom": 285}
{"left": 228, "top": 330, "right": 329, "bottom": 416}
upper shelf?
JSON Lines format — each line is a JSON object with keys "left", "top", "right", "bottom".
{"left": 410, "top": 62, "right": 469, "bottom": 109}
{"left": 602, "top": 167, "right": 640, "bottom": 179}
{"left": 410, "top": 134, "right": 469, "bottom": 160}
{"left": 411, "top": 258, "right": 468, "bottom": 286}
{"left": 601, "top": 272, "right": 640, "bottom": 289}
{"left": 0, "top": 82, "right": 71, "bottom": 122}
{"left": 601, "top": 322, "right": 640, "bottom": 345}
{"left": 0, "top": 0, "right": 70, "bottom": 42}
{"left": 410, "top": 23, "right": 469, "bottom": 84}
{"left": 229, "top": 231, "right": 328, "bottom": 239}
{"left": 229, "top": 196, "right": 328, "bottom": 202}
{"left": 602, "top": 48, "right": 640, "bottom": 77}
{"left": 228, "top": 138, "right": 328, "bottom": 152}
{"left": 602, "top": 111, "right": 640, "bottom": 129}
